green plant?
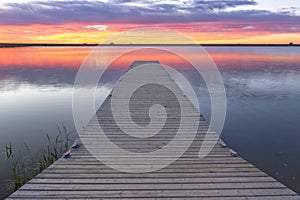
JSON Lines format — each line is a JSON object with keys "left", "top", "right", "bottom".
{"left": 5, "top": 144, "right": 13, "bottom": 159}
{"left": 5, "top": 123, "right": 73, "bottom": 192}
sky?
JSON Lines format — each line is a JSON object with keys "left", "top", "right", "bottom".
{"left": 0, "top": 0, "right": 300, "bottom": 44}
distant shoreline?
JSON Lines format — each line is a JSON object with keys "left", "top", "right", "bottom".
{"left": 0, "top": 43, "right": 299, "bottom": 48}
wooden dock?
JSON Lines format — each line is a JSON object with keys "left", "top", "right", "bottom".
{"left": 8, "top": 61, "right": 299, "bottom": 199}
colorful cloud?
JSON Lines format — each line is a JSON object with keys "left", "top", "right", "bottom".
{"left": 0, "top": 0, "right": 299, "bottom": 44}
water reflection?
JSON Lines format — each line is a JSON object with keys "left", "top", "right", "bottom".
{"left": 0, "top": 47, "right": 89, "bottom": 68}
{"left": 0, "top": 46, "right": 300, "bottom": 196}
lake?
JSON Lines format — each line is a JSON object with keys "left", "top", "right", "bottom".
{"left": 0, "top": 46, "right": 299, "bottom": 197}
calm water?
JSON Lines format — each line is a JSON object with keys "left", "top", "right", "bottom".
{"left": 0, "top": 46, "right": 299, "bottom": 197}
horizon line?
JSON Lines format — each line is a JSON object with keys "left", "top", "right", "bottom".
{"left": 0, "top": 43, "right": 299, "bottom": 47}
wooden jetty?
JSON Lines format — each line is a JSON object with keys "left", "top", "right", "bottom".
{"left": 8, "top": 61, "right": 299, "bottom": 199}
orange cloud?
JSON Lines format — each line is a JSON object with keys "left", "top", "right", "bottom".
{"left": 0, "top": 22, "right": 299, "bottom": 44}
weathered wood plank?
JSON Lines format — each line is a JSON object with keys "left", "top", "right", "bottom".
{"left": 6, "top": 197, "right": 300, "bottom": 200}
{"left": 29, "top": 176, "right": 278, "bottom": 184}
{"left": 20, "top": 182, "right": 286, "bottom": 191}
{"left": 9, "top": 188, "right": 298, "bottom": 198}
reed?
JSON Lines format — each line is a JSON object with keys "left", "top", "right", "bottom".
{"left": 5, "top": 123, "right": 73, "bottom": 191}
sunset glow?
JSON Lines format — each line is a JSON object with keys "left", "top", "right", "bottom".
{"left": 0, "top": 0, "right": 300, "bottom": 44}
